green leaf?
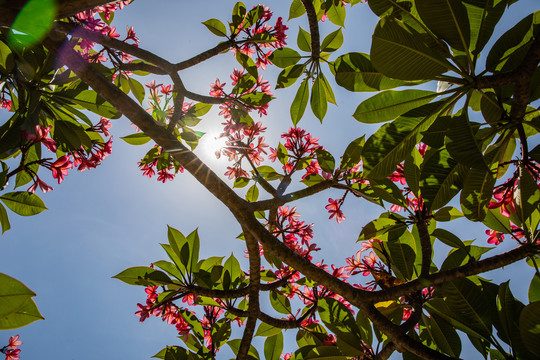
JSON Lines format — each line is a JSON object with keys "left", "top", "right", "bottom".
{"left": 121, "top": 133, "right": 152, "bottom": 145}
{"left": 0, "top": 296, "right": 43, "bottom": 330}
{"left": 463, "top": 0, "right": 508, "bottom": 55}
{"left": 318, "top": 297, "right": 364, "bottom": 354}
{"left": 0, "top": 192, "right": 47, "bottom": 216}
{"left": 315, "top": 149, "right": 335, "bottom": 173}
{"left": 530, "top": 275, "right": 540, "bottom": 303}
{"left": 276, "top": 64, "right": 306, "bottom": 89}
{"left": 0, "top": 203, "right": 11, "bottom": 234}
{"left": 227, "top": 339, "right": 260, "bottom": 360}
{"left": 222, "top": 253, "right": 242, "bottom": 289}
{"left": 496, "top": 281, "right": 531, "bottom": 356}
{"left": 439, "top": 279, "right": 493, "bottom": 339}
{"left": 332, "top": 52, "right": 416, "bottom": 92}
{"left": 432, "top": 228, "right": 467, "bottom": 251}
{"left": 53, "top": 119, "right": 92, "bottom": 151}
{"left": 7, "top": 0, "right": 57, "bottom": 50}
{"left": 519, "top": 302, "right": 540, "bottom": 357}
{"left": 264, "top": 333, "right": 283, "bottom": 360}
{"left": 269, "top": 291, "right": 291, "bottom": 315}
{"left": 445, "top": 112, "right": 488, "bottom": 170}
{"left": 297, "top": 26, "right": 312, "bottom": 52}
{"left": 340, "top": 136, "right": 365, "bottom": 170}
{"left": 486, "top": 11, "right": 540, "bottom": 73}
{"left": 321, "top": 29, "right": 344, "bottom": 53}
{"left": 56, "top": 90, "right": 121, "bottom": 119}
{"left": 420, "top": 148, "right": 468, "bottom": 211}
{"left": 515, "top": 167, "right": 540, "bottom": 224}
{"left": 0, "top": 40, "right": 15, "bottom": 73}
{"left": 363, "top": 102, "right": 443, "bottom": 179}
{"left": 128, "top": 78, "right": 146, "bottom": 104}
{"left": 353, "top": 89, "right": 437, "bottom": 124}
{"left": 255, "top": 322, "right": 282, "bottom": 337}
{"left": 371, "top": 17, "right": 451, "bottom": 80}
{"left": 289, "top": 0, "right": 306, "bottom": 20}
{"left": 326, "top": 1, "right": 346, "bottom": 27}
{"left": 358, "top": 214, "right": 407, "bottom": 241}
{"left": 246, "top": 184, "right": 259, "bottom": 202}
{"left": 433, "top": 207, "right": 463, "bottom": 222}
{"left": 421, "top": 313, "right": 462, "bottom": 358}
{"left": 0, "top": 273, "right": 36, "bottom": 318}
{"left": 202, "top": 18, "right": 228, "bottom": 37}
{"left": 311, "top": 75, "right": 327, "bottom": 121}
{"left": 113, "top": 266, "right": 174, "bottom": 286}
{"left": 290, "top": 78, "right": 309, "bottom": 125}
{"left": 385, "top": 231, "right": 417, "bottom": 280}
{"left": 460, "top": 168, "right": 496, "bottom": 221}
{"left": 306, "top": 346, "right": 348, "bottom": 359}
{"left": 269, "top": 47, "right": 301, "bottom": 68}
{"left": 416, "top": 0, "right": 471, "bottom": 52}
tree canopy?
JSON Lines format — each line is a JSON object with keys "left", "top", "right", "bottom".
{"left": 0, "top": 0, "right": 540, "bottom": 359}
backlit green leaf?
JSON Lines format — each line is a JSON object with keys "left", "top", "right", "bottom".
{"left": 113, "top": 266, "right": 174, "bottom": 286}
{"left": 0, "top": 192, "right": 47, "bottom": 216}
{"left": 371, "top": 17, "right": 451, "bottom": 80}
{"left": 290, "top": 78, "right": 309, "bottom": 125}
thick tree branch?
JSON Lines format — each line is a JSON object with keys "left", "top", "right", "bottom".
{"left": 227, "top": 305, "right": 315, "bottom": 329}
{"left": 299, "top": 0, "right": 320, "bottom": 59}
{"left": 174, "top": 41, "right": 234, "bottom": 71}
{"left": 237, "top": 229, "right": 262, "bottom": 360}
{"left": 370, "top": 243, "right": 537, "bottom": 302}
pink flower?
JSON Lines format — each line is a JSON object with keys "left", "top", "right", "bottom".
{"left": 4, "top": 349, "right": 20, "bottom": 360}
{"left": 325, "top": 198, "right": 346, "bottom": 223}
{"left": 7, "top": 335, "right": 22, "bottom": 350}
{"left": 50, "top": 156, "right": 73, "bottom": 184}
{"left": 135, "top": 302, "right": 152, "bottom": 322}
{"left": 25, "top": 125, "right": 57, "bottom": 152}
{"left": 209, "top": 78, "right": 226, "bottom": 97}
{"left": 486, "top": 229, "right": 504, "bottom": 245}
{"left": 28, "top": 177, "right": 53, "bottom": 194}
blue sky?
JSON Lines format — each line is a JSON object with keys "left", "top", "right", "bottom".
{"left": 1, "top": 0, "right": 539, "bottom": 359}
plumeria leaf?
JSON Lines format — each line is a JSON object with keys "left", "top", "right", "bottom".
{"left": 297, "top": 26, "right": 312, "bottom": 52}
{"left": 464, "top": 0, "right": 508, "bottom": 55}
{"left": 0, "top": 273, "right": 36, "bottom": 318}
{"left": 121, "top": 133, "right": 152, "bottom": 145}
{"left": 529, "top": 275, "right": 540, "bottom": 303}
{"left": 269, "top": 290, "right": 291, "bottom": 315}
{"left": 227, "top": 339, "right": 260, "bottom": 360}
{"left": 202, "top": 19, "right": 228, "bottom": 37}
{"left": 0, "top": 202, "right": 10, "bottom": 234}
{"left": 0, "top": 191, "right": 47, "bottom": 216}
{"left": 416, "top": 0, "right": 471, "bottom": 52}
{"left": 56, "top": 90, "right": 121, "bottom": 119}
{"left": 7, "top": 0, "right": 57, "bottom": 49}
{"left": 332, "top": 52, "right": 417, "bottom": 92}
{"left": 255, "top": 322, "right": 282, "bottom": 337}
{"left": 311, "top": 75, "right": 327, "bottom": 121}
{"left": 289, "top": 0, "right": 306, "bottom": 20}
{"left": 460, "top": 168, "right": 496, "bottom": 221}
{"left": 353, "top": 89, "right": 437, "bottom": 124}
{"left": 371, "top": 17, "right": 451, "bottom": 80}
{"left": 433, "top": 207, "right": 463, "bottom": 222}
{"left": 421, "top": 313, "right": 462, "bottom": 358}
{"left": 290, "top": 78, "right": 310, "bottom": 125}
{"left": 321, "top": 28, "right": 344, "bottom": 53}
{"left": 113, "top": 266, "right": 174, "bottom": 286}
{"left": 420, "top": 148, "right": 468, "bottom": 211}
{"left": 264, "top": 333, "right": 284, "bottom": 360}
{"left": 519, "top": 302, "right": 540, "bottom": 357}
{"left": 128, "top": 78, "right": 145, "bottom": 104}
{"left": 326, "top": 1, "right": 346, "bottom": 27}
{"left": 315, "top": 149, "right": 335, "bottom": 173}
{"left": 363, "top": 102, "right": 444, "bottom": 179}
{"left": 0, "top": 295, "right": 43, "bottom": 330}
{"left": 269, "top": 47, "right": 301, "bottom": 68}
{"left": 276, "top": 63, "right": 306, "bottom": 89}
{"left": 318, "top": 297, "right": 364, "bottom": 355}
{"left": 246, "top": 184, "right": 259, "bottom": 202}
{"left": 340, "top": 136, "right": 364, "bottom": 170}
{"left": 445, "top": 111, "right": 488, "bottom": 170}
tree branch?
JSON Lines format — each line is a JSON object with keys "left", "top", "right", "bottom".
{"left": 299, "top": 0, "right": 320, "bottom": 60}
{"left": 251, "top": 179, "right": 335, "bottom": 211}
{"left": 370, "top": 243, "right": 537, "bottom": 302}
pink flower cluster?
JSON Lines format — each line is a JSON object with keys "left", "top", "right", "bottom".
{"left": 23, "top": 122, "right": 112, "bottom": 193}
{"left": 1, "top": 335, "right": 22, "bottom": 360}
{"left": 135, "top": 286, "right": 191, "bottom": 338}
{"left": 138, "top": 146, "right": 184, "bottom": 183}
{"left": 73, "top": 1, "right": 138, "bottom": 65}
{"left": 231, "top": 5, "right": 288, "bottom": 70}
